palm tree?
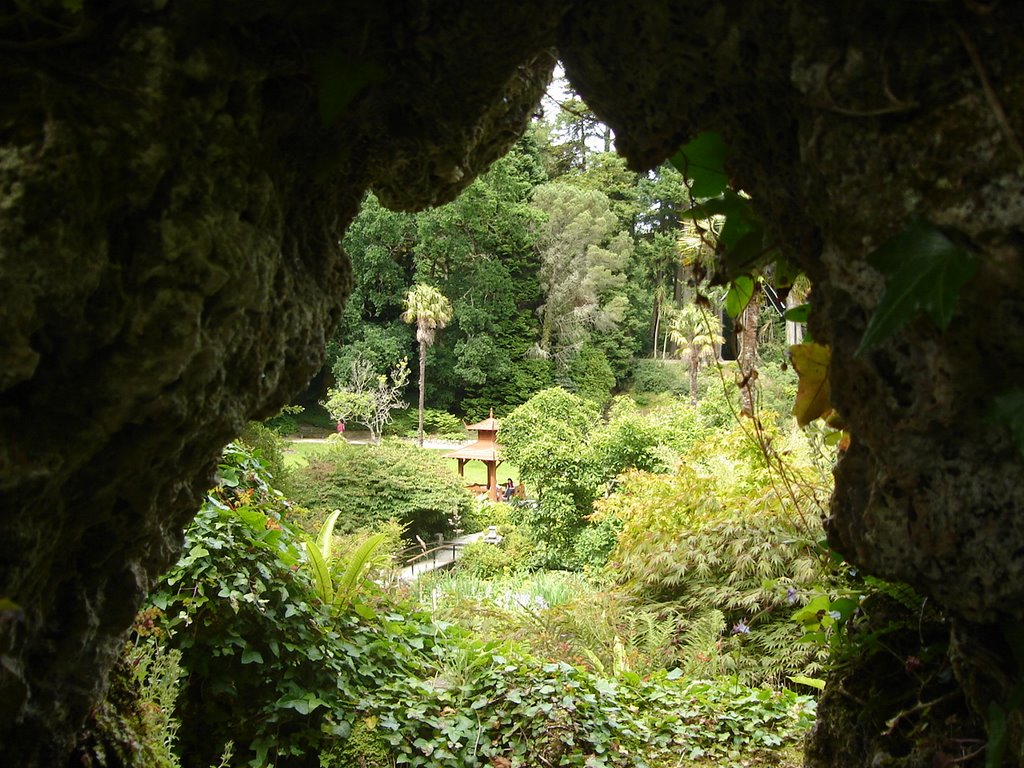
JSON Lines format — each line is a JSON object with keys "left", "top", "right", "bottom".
{"left": 668, "top": 304, "right": 725, "bottom": 406}
{"left": 402, "top": 284, "right": 454, "bottom": 447}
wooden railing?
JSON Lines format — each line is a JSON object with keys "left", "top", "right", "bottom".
{"left": 396, "top": 536, "right": 470, "bottom": 578}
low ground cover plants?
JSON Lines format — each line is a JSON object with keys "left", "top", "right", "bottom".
{"left": 84, "top": 442, "right": 818, "bottom": 767}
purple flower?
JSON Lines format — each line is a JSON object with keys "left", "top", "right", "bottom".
{"left": 731, "top": 620, "right": 750, "bottom": 635}
{"left": 786, "top": 588, "right": 799, "bottom": 605}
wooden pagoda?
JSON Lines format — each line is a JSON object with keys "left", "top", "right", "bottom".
{"left": 444, "top": 410, "right": 503, "bottom": 501}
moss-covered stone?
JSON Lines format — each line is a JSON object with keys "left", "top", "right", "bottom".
{"left": 1, "top": 1, "right": 1022, "bottom": 764}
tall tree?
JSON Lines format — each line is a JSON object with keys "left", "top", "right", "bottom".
{"left": 537, "top": 94, "right": 610, "bottom": 177}
{"left": 668, "top": 304, "right": 725, "bottom": 406}
{"left": 531, "top": 183, "right": 631, "bottom": 373}
{"left": 402, "top": 284, "right": 454, "bottom": 446}
{"left": 323, "top": 357, "right": 410, "bottom": 445}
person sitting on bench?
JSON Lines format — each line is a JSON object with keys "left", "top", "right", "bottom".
{"left": 502, "top": 478, "right": 515, "bottom": 501}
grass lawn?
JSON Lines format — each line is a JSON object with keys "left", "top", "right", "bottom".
{"left": 283, "top": 439, "right": 520, "bottom": 486}
{"left": 457, "top": 459, "right": 520, "bottom": 487}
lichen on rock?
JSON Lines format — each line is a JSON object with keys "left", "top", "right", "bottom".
{"left": 1, "top": 1, "right": 1023, "bottom": 765}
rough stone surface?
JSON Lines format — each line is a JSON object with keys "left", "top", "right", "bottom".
{"left": 0, "top": 3, "right": 560, "bottom": 763}
{"left": 1, "top": 1, "right": 1022, "bottom": 765}
{"left": 563, "top": 1, "right": 1023, "bottom": 623}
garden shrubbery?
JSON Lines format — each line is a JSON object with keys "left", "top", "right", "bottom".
{"left": 107, "top": 443, "right": 816, "bottom": 768}
{"left": 630, "top": 358, "right": 689, "bottom": 398}
{"left": 387, "top": 407, "right": 468, "bottom": 440}
{"left": 286, "top": 438, "right": 471, "bottom": 538}
{"left": 594, "top": 418, "right": 833, "bottom": 687}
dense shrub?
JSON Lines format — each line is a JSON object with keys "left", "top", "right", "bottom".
{"left": 149, "top": 445, "right": 439, "bottom": 767}
{"left": 694, "top": 355, "right": 799, "bottom": 431}
{"left": 630, "top": 358, "right": 689, "bottom": 396}
{"left": 237, "top": 421, "right": 289, "bottom": 486}
{"left": 388, "top": 407, "right": 468, "bottom": 440}
{"left": 286, "top": 439, "right": 471, "bottom": 538}
{"left": 264, "top": 411, "right": 301, "bottom": 436}
{"left": 595, "top": 423, "right": 832, "bottom": 687}
{"left": 451, "top": 540, "right": 515, "bottom": 578}
{"left": 564, "top": 344, "right": 616, "bottom": 406}
{"left": 588, "top": 397, "right": 676, "bottom": 484}
{"left": 141, "top": 443, "right": 815, "bottom": 768}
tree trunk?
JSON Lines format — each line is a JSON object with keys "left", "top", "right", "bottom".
{"left": 651, "top": 297, "right": 661, "bottom": 356}
{"left": 689, "top": 349, "right": 699, "bottom": 406}
{"left": 417, "top": 340, "right": 427, "bottom": 447}
{"left": 737, "top": 291, "right": 760, "bottom": 418}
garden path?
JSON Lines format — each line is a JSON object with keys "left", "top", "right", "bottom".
{"left": 398, "top": 531, "right": 485, "bottom": 582}
{"left": 288, "top": 436, "right": 470, "bottom": 449}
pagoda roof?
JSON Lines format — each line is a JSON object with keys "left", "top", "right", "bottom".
{"left": 465, "top": 415, "right": 500, "bottom": 432}
{"left": 442, "top": 444, "right": 501, "bottom": 461}
{"left": 445, "top": 410, "right": 502, "bottom": 462}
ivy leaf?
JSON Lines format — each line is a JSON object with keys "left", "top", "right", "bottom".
{"left": 788, "top": 675, "right": 826, "bottom": 691}
{"left": 784, "top": 303, "right": 810, "bottom": 324}
{"left": 669, "top": 132, "right": 729, "bottom": 198}
{"left": 790, "top": 343, "right": 831, "bottom": 427}
{"left": 682, "top": 191, "right": 774, "bottom": 279}
{"left": 991, "top": 389, "right": 1024, "bottom": 457}
{"left": 725, "top": 276, "right": 754, "bottom": 318}
{"left": 857, "top": 219, "right": 978, "bottom": 355}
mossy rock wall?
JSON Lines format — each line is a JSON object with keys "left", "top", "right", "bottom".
{"left": 1, "top": 1, "right": 1022, "bottom": 764}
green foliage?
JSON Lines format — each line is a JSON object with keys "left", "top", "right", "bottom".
{"left": 148, "top": 444, "right": 439, "bottom": 767}
{"left": 73, "top": 618, "right": 183, "bottom": 768}
{"left": 588, "top": 397, "right": 675, "bottom": 482}
{"left": 451, "top": 540, "right": 518, "bottom": 579}
{"left": 286, "top": 439, "right": 470, "bottom": 537}
{"left": 695, "top": 367, "right": 742, "bottom": 429}
{"left": 630, "top": 358, "right": 689, "bottom": 397}
{"left": 564, "top": 344, "right": 616, "bottom": 406}
{"left": 595, "top": 422, "right": 831, "bottom": 687}
{"left": 143, "top": 442, "right": 814, "bottom": 768}
{"left": 670, "top": 131, "right": 729, "bottom": 198}
{"left": 640, "top": 399, "right": 711, "bottom": 455}
{"left": 263, "top": 407, "right": 302, "bottom": 436}
{"left": 682, "top": 190, "right": 782, "bottom": 282}
{"left": 368, "top": 638, "right": 814, "bottom": 768}
{"left": 332, "top": 138, "right": 551, "bottom": 417}
{"left": 499, "top": 387, "right": 599, "bottom": 492}
{"left": 725, "top": 275, "right": 755, "bottom": 319}
{"left": 237, "top": 421, "right": 289, "bottom": 487}
{"left": 571, "top": 516, "right": 623, "bottom": 572}
{"left": 522, "top": 489, "right": 593, "bottom": 570}
{"left": 857, "top": 218, "right": 979, "bottom": 355}
{"left": 331, "top": 323, "right": 414, "bottom": 387}
{"left": 501, "top": 388, "right": 735, "bottom": 570}
{"left": 389, "top": 408, "right": 467, "bottom": 440}
{"left": 301, "top": 511, "right": 391, "bottom": 612}
{"left": 531, "top": 181, "right": 632, "bottom": 385}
